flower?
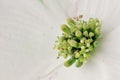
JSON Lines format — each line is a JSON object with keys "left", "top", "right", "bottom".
{"left": 40, "top": 0, "right": 120, "bottom": 79}
{"left": 54, "top": 16, "right": 102, "bottom": 67}
{"left": 1, "top": 0, "right": 120, "bottom": 80}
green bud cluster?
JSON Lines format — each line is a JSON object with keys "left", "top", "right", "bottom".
{"left": 54, "top": 16, "right": 101, "bottom": 67}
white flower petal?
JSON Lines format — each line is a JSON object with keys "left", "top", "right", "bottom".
{"left": 1, "top": 0, "right": 120, "bottom": 80}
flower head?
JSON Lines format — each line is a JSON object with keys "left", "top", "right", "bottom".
{"left": 54, "top": 15, "right": 102, "bottom": 67}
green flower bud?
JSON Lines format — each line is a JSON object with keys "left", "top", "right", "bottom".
{"left": 81, "top": 46, "right": 85, "bottom": 49}
{"left": 88, "top": 39, "right": 93, "bottom": 43}
{"left": 67, "top": 46, "right": 72, "bottom": 53}
{"left": 89, "top": 18, "right": 94, "bottom": 22}
{"left": 77, "top": 23, "right": 83, "bottom": 30}
{"left": 89, "top": 32, "right": 94, "bottom": 38}
{"left": 78, "top": 43, "right": 84, "bottom": 48}
{"left": 61, "top": 24, "right": 70, "bottom": 34}
{"left": 95, "top": 27, "right": 101, "bottom": 36}
{"left": 83, "top": 22, "right": 89, "bottom": 30}
{"left": 80, "top": 37, "right": 86, "bottom": 43}
{"left": 83, "top": 53, "right": 87, "bottom": 57}
{"left": 94, "top": 18, "right": 101, "bottom": 26}
{"left": 96, "top": 22, "right": 101, "bottom": 27}
{"left": 83, "top": 31, "right": 89, "bottom": 37}
{"left": 75, "top": 30, "right": 82, "bottom": 38}
{"left": 64, "top": 48, "right": 69, "bottom": 53}
{"left": 76, "top": 60, "right": 83, "bottom": 67}
{"left": 89, "top": 46, "right": 94, "bottom": 52}
{"left": 80, "top": 49, "right": 86, "bottom": 54}
{"left": 64, "top": 58, "right": 76, "bottom": 67}
{"left": 86, "top": 49, "right": 89, "bottom": 52}
{"left": 62, "top": 40, "right": 67, "bottom": 47}
{"left": 86, "top": 53, "right": 91, "bottom": 59}
{"left": 89, "top": 18, "right": 96, "bottom": 31}
{"left": 80, "top": 40, "right": 84, "bottom": 43}
{"left": 71, "top": 27, "right": 77, "bottom": 33}
{"left": 67, "top": 18, "right": 75, "bottom": 26}
{"left": 79, "top": 56, "right": 85, "bottom": 62}
{"left": 86, "top": 43, "right": 90, "bottom": 47}
{"left": 58, "top": 36, "right": 66, "bottom": 42}
{"left": 69, "top": 39, "right": 78, "bottom": 47}
{"left": 75, "top": 52, "right": 80, "bottom": 58}
{"left": 93, "top": 41, "right": 98, "bottom": 48}
{"left": 61, "top": 53, "right": 68, "bottom": 59}
{"left": 85, "top": 39, "right": 93, "bottom": 44}
{"left": 85, "top": 40, "right": 88, "bottom": 44}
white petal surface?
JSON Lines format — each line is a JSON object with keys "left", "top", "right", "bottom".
{"left": 0, "top": 0, "right": 120, "bottom": 80}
